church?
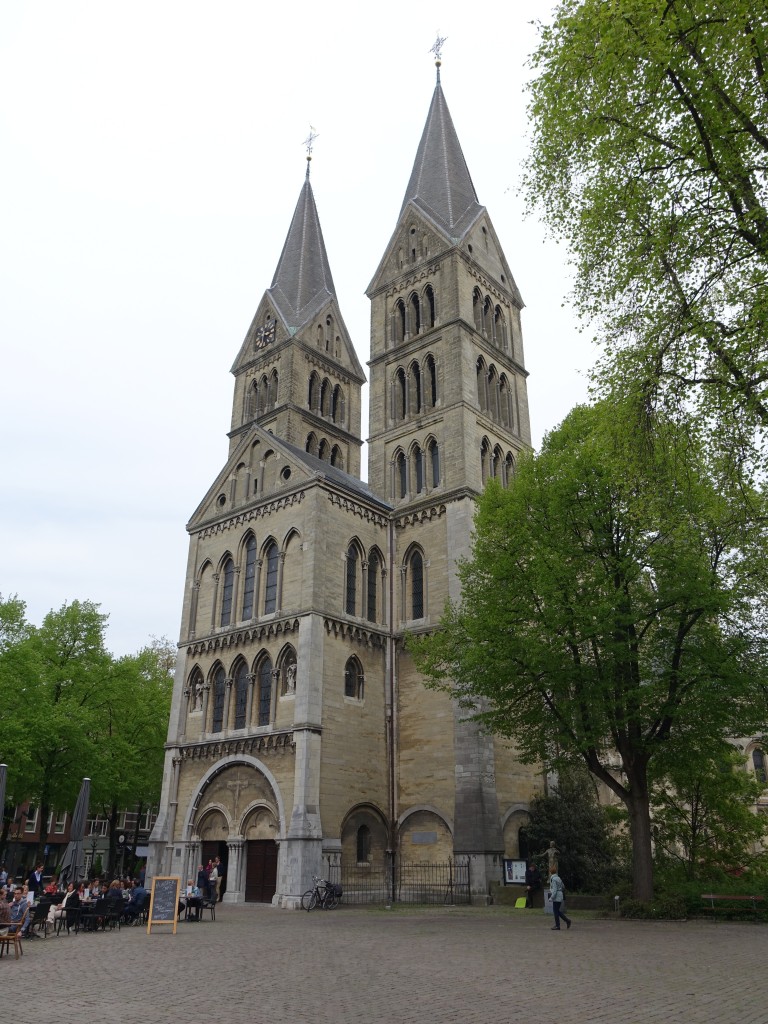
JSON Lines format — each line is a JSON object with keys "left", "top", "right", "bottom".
{"left": 147, "top": 58, "right": 544, "bottom": 905}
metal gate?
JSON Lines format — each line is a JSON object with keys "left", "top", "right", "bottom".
{"left": 327, "top": 857, "right": 471, "bottom": 906}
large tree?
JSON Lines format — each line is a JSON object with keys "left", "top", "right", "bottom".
{"left": 410, "top": 402, "right": 768, "bottom": 899}
{"left": 523, "top": 0, "right": 768, "bottom": 432}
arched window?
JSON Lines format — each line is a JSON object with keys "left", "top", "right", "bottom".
{"left": 754, "top": 748, "right": 767, "bottom": 784}
{"left": 504, "top": 452, "right": 515, "bottom": 486}
{"left": 424, "top": 285, "right": 436, "bottom": 328}
{"left": 481, "top": 438, "right": 491, "bottom": 485}
{"left": 409, "top": 360, "right": 422, "bottom": 414}
{"left": 488, "top": 366, "right": 500, "bottom": 421}
{"left": 305, "top": 432, "right": 318, "bottom": 457}
{"left": 246, "top": 380, "right": 258, "bottom": 420}
{"left": 367, "top": 551, "right": 379, "bottom": 622}
{"left": 410, "top": 550, "right": 424, "bottom": 619}
{"left": 330, "top": 445, "right": 343, "bottom": 469}
{"left": 395, "top": 368, "right": 407, "bottom": 420}
{"left": 394, "top": 300, "right": 406, "bottom": 344}
{"left": 318, "top": 439, "right": 329, "bottom": 461}
{"left": 279, "top": 647, "right": 297, "bottom": 696}
{"left": 473, "top": 288, "right": 483, "bottom": 332}
{"left": 211, "top": 665, "right": 226, "bottom": 733}
{"left": 308, "top": 371, "right": 320, "bottom": 412}
{"left": 233, "top": 660, "right": 249, "bottom": 730}
{"left": 483, "top": 296, "right": 493, "bottom": 339}
{"left": 495, "top": 305, "right": 507, "bottom": 350}
{"left": 396, "top": 451, "right": 407, "bottom": 499}
{"left": 331, "top": 385, "right": 344, "bottom": 424}
{"left": 241, "top": 535, "right": 257, "bottom": 619}
{"left": 257, "top": 375, "right": 269, "bottom": 416}
{"left": 499, "top": 375, "right": 511, "bottom": 428}
{"left": 345, "top": 656, "right": 364, "bottom": 700}
{"left": 476, "top": 358, "right": 488, "bottom": 412}
{"left": 413, "top": 444, "right": 424, "bottom": 494}
{"left": 257, "top": 656, "right": 272, "bottom": 726}
{"left": 220, "top": 557, "right": 234, "bottom": 627}
{"left": 320, "top": 379, "right": 330, "bottom": 418}
{"left": 356, "top": 824, "right": 371, "bottom": 863}
{"left": 268, "top": 369, "right": 279, "bottom": 408}
{"left": 429, "top": 439, "right": 440, "bottom": 487}
{"left": 263, "top": 541, "right": 278, "bottom": 614}
{"left": 425, "top": 355, "right": 437, "bottom": 408}
{"left": 409, "top": 292, "right": 421, "bottom": 336}
{"left": 345, "top": 544, "right": 358, "bottom": 615}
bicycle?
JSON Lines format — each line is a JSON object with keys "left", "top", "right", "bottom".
{"left": 301, "top": 875, "right": 342, "bottom": 911}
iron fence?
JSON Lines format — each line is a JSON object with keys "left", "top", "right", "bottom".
{"left": 326, "top": 857, "right": 471, "bottom": 906}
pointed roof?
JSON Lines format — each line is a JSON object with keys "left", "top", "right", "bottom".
{"left": 400, "top": 75, "right": 483, "bottom": 240}
{"left": 268, "top": 167, "right": 337, "bottom": 333}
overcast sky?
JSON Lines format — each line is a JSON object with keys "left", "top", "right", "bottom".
{"left": 0, "top": 0, "right": 595, "bottom": 656}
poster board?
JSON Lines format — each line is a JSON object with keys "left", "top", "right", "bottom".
{"left": 147, "top": 876, "right": 181, "bottom": 934}
{"left": 502, "top": 859, "right": 527, "bottom": 885}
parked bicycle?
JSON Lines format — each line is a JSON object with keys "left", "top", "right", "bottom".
{"left": 301, "top": 875, "right": 342, "bottom": 911}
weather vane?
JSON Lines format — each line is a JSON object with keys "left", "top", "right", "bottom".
{"left": 303, "top": 126, "right": 319, "bottom": 160}
{"left": 429, "top": 33, "right": 447, "bottom": 63}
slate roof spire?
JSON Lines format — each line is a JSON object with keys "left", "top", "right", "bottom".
{"left": 268, "top": 154, "right": 336, "bottom": 334}
{"left": 400, "top": 60, "right": 483, "bottom": 240}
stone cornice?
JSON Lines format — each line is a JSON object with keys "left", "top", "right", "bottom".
{"left": 185, "top": 616, "right": 301, "bottom": 657}
{"left": 384, "top": 260, "right": 440, "bottom": 299}
{"left": 323, "top": 616, "right": 387, "bottom": 649}
{"left": 177, "top": 731, "right": 295, "bottom": 761}
{"left": 196, "top": 491, "right": 306, "bottom": 539}
{"left": 394, "top": 502, "right": 447, "bottom": 529}
{"left": 304, "top": 351, "right": 353, "bottom": 385}
{"left": 326, "top": 490, "right": 390, "bottom": 527}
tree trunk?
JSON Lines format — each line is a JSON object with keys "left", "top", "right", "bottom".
{"left": 107, "top": 802, "right": 119, "bottom": 879}
{"left": 626, "top": 785, "right": 654, "bottom": 901}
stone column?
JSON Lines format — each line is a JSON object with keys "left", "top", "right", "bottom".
{"left": 223, "top": 839, "right": 245, "bottom": 904}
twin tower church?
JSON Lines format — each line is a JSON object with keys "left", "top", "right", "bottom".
{"left": 148, "top": 64, "right": 543, "bottom": 904}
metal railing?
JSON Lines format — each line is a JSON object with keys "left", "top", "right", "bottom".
{"left": 326, "top": 857, "right": 471, "bottom": 906}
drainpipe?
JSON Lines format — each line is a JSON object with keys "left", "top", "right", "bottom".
{"left": 386, "top": 515, "right": 397, "bottom": 900}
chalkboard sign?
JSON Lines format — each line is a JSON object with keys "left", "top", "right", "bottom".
{"left": 147, "top": 876, "right": 181, "bottom": 934}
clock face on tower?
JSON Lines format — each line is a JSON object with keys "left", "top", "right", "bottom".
{"left": 255, "top": 318, "right": 277, "bottom": 350}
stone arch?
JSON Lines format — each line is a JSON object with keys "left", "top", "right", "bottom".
{"left": 502, "top": 805, "right": 530, "bottom": 860}
{"left": 397, "top": 806, "right": 453, "bottom": 862}
{"left": 182, "top": 756, "right": 287, "bottom": 842}
{"left": 340, "top": 803, "right": 389, "bottom": 868}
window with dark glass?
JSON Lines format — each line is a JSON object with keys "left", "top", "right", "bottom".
{"left": 211, "top": 666, "right": 226, "bottom": 733}
{"left": 430, "top": 440, "right": 440, "bottom": 487}
{"left": 754, "top": 748, "right": 766, "bottom": 784}
{"left": 367, "top": 552, "right": 379, "bottom": 622}
{"left": 411, "top": 551, "right": 424, "bottom": 618}
{"left": 357, "top": 824, "right": 371, "bottom": 863}
{"left": 241, "top": 536, "right": 257, "bottom": 619}
{"left": 397, "top": 452, "right": 407, "bottom": 498}
{"left": 414, "top": 445, "right": 424, "bottom": 493}
{"left": 220, "top": 558, "right": 234, "bottom": 627}
{"left": 234, "top": 661, "right": 249, "bottom": 729}
{"left": 346, "top": 544, "right": 358, "bottom": 615}
{"left": 258, "top": 657, "right": 272, "bottom": 726}
{"left": 264, "top": 542, "right": 278, "bottom": 614}
{"left": 345, "top": 657, "right": 363, "bottom": 700}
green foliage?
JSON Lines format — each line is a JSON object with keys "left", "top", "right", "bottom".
{"left": 522, "top": 768, "right": 627, "bottom": 892}
{"left": 620, "top": 894, "right": 687, "bottom": 920}
{"left": 651, "top": 741, "right": 768, "bottom": 880}
{"left": 524, "top": 0, "right": 768, "bottom": 435}
{"left": 410, "top": 400, "right": 768, "bottom": 899}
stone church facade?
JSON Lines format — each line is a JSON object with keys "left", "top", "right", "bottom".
{"left": 148, "top": 66, "right": 545, "bottom": 905}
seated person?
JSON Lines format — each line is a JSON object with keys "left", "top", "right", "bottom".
{"left": 47, "top": 882, "right": 80, "bottom": 928}
{"left": 105, "top": 880, "right": 124, "bottom": 906}
{"left": 179, "top": 879, "right": 202, "bottom": 920}
{"left": 123, "top": 881, "right": 147, "bottom": 923}
{"left": 8, "top": 888, "right": 29, "bottom": 936}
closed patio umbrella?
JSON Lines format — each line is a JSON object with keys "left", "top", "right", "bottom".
{"left": 58, "top": 777, "right": 90, "bottom": 886}
{"left": 0, "top": 765, "right": 6, "bottom": 855}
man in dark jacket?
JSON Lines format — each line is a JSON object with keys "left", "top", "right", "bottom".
{"left": 524, "top": 862, "right": 542, "bottom": 908}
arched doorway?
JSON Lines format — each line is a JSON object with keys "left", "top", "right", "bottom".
{"left": 243, "top": 807, "right": 278, "bottom": 903}
{"left": 198, "top": 809, "right": 229, "bottom": 901}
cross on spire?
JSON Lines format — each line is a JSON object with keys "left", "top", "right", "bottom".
{"left": 303, "top": 125, "right": 319, "bottom": 176}
{"left": 429, "top": 33, "right": 447, "bottom": 81}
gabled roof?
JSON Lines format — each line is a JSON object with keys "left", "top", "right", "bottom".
{"left": 268, "top": 167, "right": 337, "bottom": 334}
{"left": 399, "top": 76, "right": 483, "bottom": 241}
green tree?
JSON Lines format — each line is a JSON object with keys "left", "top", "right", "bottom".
{"left": 0, "top": 595, "right": 37, "bottom": 855}
{"left": 410, "top": 402, "right": 768, "bottom": 899}
{"left": 88, "top": 638, "right": 174, "bottom": 876}
{"left": 651, "top": 740, "right": 768, "bottom": 880}
{"left": 523, "top": 767, "right": 625, "bottom": 892}
{"left": 523, "top": 0, "right": 768, "bottom": 431}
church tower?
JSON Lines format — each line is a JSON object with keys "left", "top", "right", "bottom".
{"left": 367, "top": 57, "right": 531, "bottom": 891}
{"left": 228, "top": 157, "right": 366, "bottom": 478}
{"left": 148, "top": 56, "right": 543, "bottom": 907}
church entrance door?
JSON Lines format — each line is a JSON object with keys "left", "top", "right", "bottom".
{"left": 245, "top": 840, "right": 277, "bottom": 902}
{"left": 201, "top": 840, "right": 228, "bottom": 900}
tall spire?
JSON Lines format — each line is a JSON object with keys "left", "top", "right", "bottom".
{"left": 400, "top": 58, "right": 483, "bottom": 240}
{"left": 268, "top": 156, "right": 336, "bottom": 334}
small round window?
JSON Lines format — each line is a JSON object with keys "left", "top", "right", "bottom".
{"left": 280, "top": 466, "right": 291, "bottom": 481}
{"left": 217, "top": 494, "right": 226, "bottom": 507}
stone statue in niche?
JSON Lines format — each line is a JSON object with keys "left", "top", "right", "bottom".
{"left": 193, "top": 679, "right": 204, "bottom": 711}
{"left": 286, "top": 662, "right": 296, "bottom": 693}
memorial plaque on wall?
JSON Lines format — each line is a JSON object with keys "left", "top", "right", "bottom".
{"left": 147, "top": 876, "right": 181, "bottom": 934}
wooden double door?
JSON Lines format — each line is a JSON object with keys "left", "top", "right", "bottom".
{"left": 245, "top": 840, "right": 278, "bottom": 902}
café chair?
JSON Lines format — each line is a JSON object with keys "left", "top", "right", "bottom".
{"left": 0, "top": 909, "right": 29, "bottom": 959}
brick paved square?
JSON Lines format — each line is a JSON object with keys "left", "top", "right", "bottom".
{"left": 4, "top": 905, "right": 764, "bottom": 1024}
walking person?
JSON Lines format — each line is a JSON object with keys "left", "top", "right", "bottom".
{"left": 549, "top": 867, "right": 571, "bottom": 931}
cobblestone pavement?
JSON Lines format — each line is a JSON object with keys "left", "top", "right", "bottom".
{"left": 4, "top": 904, "right": 765, "bottom": 1023}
